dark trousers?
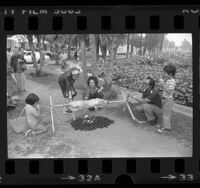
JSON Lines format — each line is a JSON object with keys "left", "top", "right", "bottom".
{"left": 58, "top": 79, "right": 77, "bottom": 99}
{"left": 88, "top": 92, "right": 104, "bottom": 100}
{"left": 88, "top": 92, "right": 104, "bottom": 111}
{"left": 136, "top": 103, "right": 162, "bottom": 125}
{"left": 58, "top": 79, "right": 67, "bottom": 98}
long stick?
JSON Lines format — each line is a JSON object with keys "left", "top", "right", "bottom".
{"left": 72, "top": 112, "right": 76, "bottom": 121}
{"left": 121, "top": 90, "right": 126, "bottom": 100}
{"left": 50, "top": 96, "right": 55, "bottom": 132}
{"left": 121, "top": 90, "right": 143, "bottom": 124}
{"left": 108, "top": 100, "right": 126, "bottom": 104}
{"left": 51, "top": 104, "right": 66, "bottom": 107}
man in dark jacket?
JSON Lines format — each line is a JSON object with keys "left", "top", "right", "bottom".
{"left": 130, "top": 77, "right": 163, "bottom": 126}
{"left": 58, "top": 67, "right": 81, "bottom": 113}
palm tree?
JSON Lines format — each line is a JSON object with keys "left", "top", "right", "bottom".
{"left": 89, "top": 34, "right": 97, "bottom": 76}
{"left": 27, "top": 35, "right": 38, "bottom": 75}
{"left": 126, "top": 34, "right": 130, "bottom": 59}
{"left": 139, "top": 34, "right": 143, "bottom": 55}
{"left": 97, "top": 34, "right": 126, "bottom": 98}
{"left": 35, "top": 35, "right": 46, "bottom": 75}
{"left": 79, "top": 34, "right": 88, "bottom": 88}
{"left": 95, "top": 34, "right": 100, "bottom": 61}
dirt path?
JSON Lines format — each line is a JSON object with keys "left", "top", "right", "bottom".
{"left": 7, "top": 76, "right": 192, "bottom": 158}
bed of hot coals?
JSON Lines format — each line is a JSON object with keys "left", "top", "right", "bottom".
{"left": 70, "top": 116, "right": 114, "bottom": 131}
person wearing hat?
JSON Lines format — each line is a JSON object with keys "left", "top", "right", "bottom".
{"left": 58, "top": 67, "right": 81, "bottom": 113}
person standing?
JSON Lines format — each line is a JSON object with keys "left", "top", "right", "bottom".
{"left": 157, "top": 64, "right": 177, "bottom": 133}
{"left": 10, "top": 47, "right": 27, "bottom": 93}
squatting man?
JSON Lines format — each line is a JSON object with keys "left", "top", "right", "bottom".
{"left": 128, "top": 77, "right": 163, "bottom": 127}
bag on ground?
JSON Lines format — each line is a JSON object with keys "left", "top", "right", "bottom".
{"left": 9, "top": 116, "right": 27, "bottom": 133}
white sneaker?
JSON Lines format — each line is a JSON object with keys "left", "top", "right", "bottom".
{"left": 158, "top": 128, "right": 169, "bottom": 133}
{"left": 156, "top": 124, "right": 161, "bottom": 129}
{"left": 63, "top": 107, "right": 72, "bottom": 114}
{"left": 25, "top": 129, "right": 32, "bottom": 137}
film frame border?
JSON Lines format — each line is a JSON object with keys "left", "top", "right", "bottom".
{"left": 0, "top": 5, "right": 199, "bottom": 184}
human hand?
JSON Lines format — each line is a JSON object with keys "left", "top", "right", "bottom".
{"left": 158, "top": 79, "right": 164, "bottom": 86}
{"left": 159, "top": 78, "right": 164, "bottom": 83}
{"left": 35, "top": 104, "right": 40, "bottom": 110}
{"left": 131, "top": 95, "right": 136, "bottom": 99}
{"left": 98, "top": 87, "right": 103, "bottom": 92}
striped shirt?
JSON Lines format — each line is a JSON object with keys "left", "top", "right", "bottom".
{"left": 163, "top": 79, "right": 176, "bottom": 98}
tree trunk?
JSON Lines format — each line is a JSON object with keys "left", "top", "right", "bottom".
{"left": 55, "top": 45, "right": 60, "bottom": 65}
{"left": 67, "top": 41, "right": 71, "bottom": 60}
{"left": 126, "top": 34, "right": 130, "bottom": 59}
{"left": 80, "top": 40, "right": 87, "bottom": 89}
{"left": 31, "top": 44, "right": 38, "bottom": 75}
{"left": 113, "top": 47, "right": 117, "bottom": 60}
{"left": 38, "top": 35, "right": 45, "bottom": 74}
{"left": 102, "top": 45, "right": 107, "bottom": 60}
{"left": 103, "top": 57, "right": 113, "bottom": 99}
{"left": 105, "top": 46, "right": 114, "bottom": 84}
{"left": 89, "top": 34, "right": 97, "bottom": 76}
{"left": 109, "top": 46, "right": 114, "bottom": 60}
{"left": 130, "top": 43, "right": 134, "bottom": 59}
{"left": 159, "top": 34, "right": 165, "bottom": 52}
{"left": 95, "top": 34, "right": 100, "bottom": 61}
{"left": 27, "top": 35, "right": 38, "bottom": 75}
{"left": 139, "top": 34, "right": 143, "bottom": 55}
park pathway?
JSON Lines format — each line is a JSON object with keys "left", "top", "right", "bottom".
{"left": 7, "top": 70, "right": 192, "bottom": 158}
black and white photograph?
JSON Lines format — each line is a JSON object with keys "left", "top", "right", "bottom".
{"left": 7, "top": 33, "right": 193, "bottom": 158}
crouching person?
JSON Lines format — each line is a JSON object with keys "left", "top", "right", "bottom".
{"left": 132, "top": 77, "right": 163, "bottom": 126}
{"left": 24, "top": 93, "right": 48, "bottom": 136}
{"left": 58, "top": 67, "right": 81, "bottom": 114}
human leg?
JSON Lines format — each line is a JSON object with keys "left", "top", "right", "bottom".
{"left": 58, "top": 79, "right": 67, "bottom": 98}
{"left": 20, "top": 72, "right": 26, "bottom": 91}
{"left": 161, "top": 98, "right": 173, "bottom": 130}
{"left": 142, "top": 103, "right": 157, "bottom": 123}
{"left": 135, "top": 104, "right": 143, "bottom": 112}
{"left": 150, "top": 105, "right": 163, "bottom": 126}
{"left": 14, "top": 73, "right": 21, "bottom": 92}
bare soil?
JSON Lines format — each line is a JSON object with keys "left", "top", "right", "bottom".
{"left": 7, "top": 62, "right": 193, "bottom": 158}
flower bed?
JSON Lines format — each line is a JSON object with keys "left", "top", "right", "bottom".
{"left": 97, "top": 54, "right": 193, "bottom": 107}
{"left": 70, "top": 116, "right": 114, "bottom": 131}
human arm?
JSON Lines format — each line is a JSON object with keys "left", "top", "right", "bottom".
{"left": 83, "top": 88, "right": 90, "bottom": 100}
{"left": 131, "top": 95, "right": 150, "bottom": 103}
{"left": 27, "top": 105, "right": 41, "bottom": 120}
{"left": 64, "top": 77, "right": 73, "bottom": 98}
{"left": 159, "top": 79, "right": 175, "bottom": 95}
{"left": 35, "top": 104, "right": 40, "bottom": 115}
{"left": 97, "top": 87, "right": 104, "bottom": 93}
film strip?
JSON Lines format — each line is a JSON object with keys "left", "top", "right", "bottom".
{"left": 0, "top": 5, "right": 200, "bottom": 184}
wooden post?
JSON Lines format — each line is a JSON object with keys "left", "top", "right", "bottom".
{"left": 72, "top": 112, "right": 76, "bottom": 121}
{"left": 50, "top": 96, "right": 55, "bottom": 132}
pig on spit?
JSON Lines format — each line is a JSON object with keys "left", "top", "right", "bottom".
{"left": 65, "top": 98, "right": 109, "bottom": 112}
